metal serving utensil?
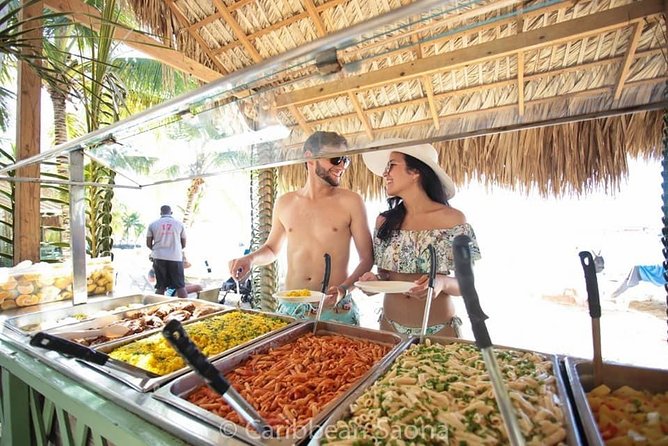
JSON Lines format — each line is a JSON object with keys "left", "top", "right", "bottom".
{"left": 419, "top": 244, "right": 437, "bottom": 342}
{"left": 453, "top": 234, "right": 525, "bottom": 446}
{"left": 579, "top": 250, "right": 603, "bottom": 387}
{"left": 162, "top": 319, "right": 273, "bottom": 437}
{"left": 313, "top": 253, "right": 332, "bottom": 334}
{"left": 30, "top": 331, "right": 160, "bottom": 379}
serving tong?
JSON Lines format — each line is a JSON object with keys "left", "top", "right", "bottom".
{"left": 162, "top": 319, "right": 273, "bottom": 437}
{"left": 579, "top": 251, "right": 603, "bottom": 387}
{"left": 452, "top": 235, "right": 525, "bottom": 446}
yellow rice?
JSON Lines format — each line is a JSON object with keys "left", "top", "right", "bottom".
{"left": 108, "top": 311, "right": 289, "bottom": 375}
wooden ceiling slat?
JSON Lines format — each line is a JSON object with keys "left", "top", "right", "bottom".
{"left": 43, "top": 0, "right": 221, "bottom": 82}
{"left": 165, "top": 0, "right": 229, "bottom": 74}
{"left": 613, "top": 22, "right": 644, "bottom": 100}
{"left": 276, "top": 0, "right": 664, "bottom": 109}
{"left": 288, "top": 105, "right": 312, "bottom": 134}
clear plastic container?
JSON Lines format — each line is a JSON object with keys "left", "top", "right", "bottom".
{"left": 86, "top": 256, "right": 115, "bottom": 296}
{"left": 0, "top": 261, "right": 73, "bottom": 310}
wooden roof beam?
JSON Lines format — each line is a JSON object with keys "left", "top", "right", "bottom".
{"left": 164, "top": 0, "right": 229, "bottom": 74}
{"left": 613, "top": 21, "right": 643, "bottom": 100}
{"left": 211, "top": 0, "right": 261, "bottom": 62}
{"left": 43, "top": 0, "right": 221, "bottom": 82}
{"left": 348, "top": 93, "right": 373, "bottom": 139}
{"left": 277, "top": 0, "right": 663, "bottom": 109}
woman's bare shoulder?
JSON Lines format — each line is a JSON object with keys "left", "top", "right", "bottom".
{"left": 433, "top": 205, "right": 466, "bottom": 227}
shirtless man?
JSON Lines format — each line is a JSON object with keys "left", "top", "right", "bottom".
{"left": 228, "top": 131, "right": 373, "bottom": 324}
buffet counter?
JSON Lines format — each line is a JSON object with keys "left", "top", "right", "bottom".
{"left": 0, "top": 296, "right": 248, "bottom": 446}
{"left": 1, "top": 295, "right": 667, "bottom": 446}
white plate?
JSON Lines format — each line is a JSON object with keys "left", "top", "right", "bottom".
{"left": 273, "top": 290, "right": 325, "bottom": 304}
{"left": 354, "top": 281, "right": 414, "bottom": 294}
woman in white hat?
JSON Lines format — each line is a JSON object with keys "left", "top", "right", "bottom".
{"left": 359, "top": 142, "right": 481, "bottom": 337}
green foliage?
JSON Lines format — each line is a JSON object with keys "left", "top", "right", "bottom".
{"left": 84, "top": 161, "right": 115, "bottom": 257}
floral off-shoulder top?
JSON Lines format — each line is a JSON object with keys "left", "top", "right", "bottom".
{"left": 373, "top": 223, "right": 481, "bottom": 274}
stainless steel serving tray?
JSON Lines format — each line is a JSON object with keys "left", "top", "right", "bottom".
{"left": 566, "top": 357, "right": 668, "bottom": 446}
{"left": 153, "top": 321, "right": 406, "bottom": 446}
{"left": 4, "top": 294, "right": 177, "bottom": 336}
{"left": 86, "top": 309, "right": 298, "bottom": 392}
{"left": 311, "top": 337, "right": 580, "bottom": 445}
{"left": 41, "top": 298, "right": 227, "bottom": 348}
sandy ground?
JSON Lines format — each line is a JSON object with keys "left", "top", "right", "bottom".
{"left": 114, "top": 247, "right": 668, "bottom": 371}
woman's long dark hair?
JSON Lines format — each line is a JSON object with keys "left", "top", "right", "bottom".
{"left": 377, "top": 154, "right": 449, "bottom": 240}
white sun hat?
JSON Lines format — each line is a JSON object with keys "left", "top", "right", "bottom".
{"left": 361, "top": 140, "right": 456, "bottom": 199}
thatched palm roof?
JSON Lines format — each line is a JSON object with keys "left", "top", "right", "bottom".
{"left": 110, "top": 0, "right": 666, "bottom": 195}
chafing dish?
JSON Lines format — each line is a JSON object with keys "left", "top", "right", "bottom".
{"left": 566, "top": 357, "right": 668, "bottom": 445}
{"left": 154, "top": 321, "right": 406, "bottom": 445}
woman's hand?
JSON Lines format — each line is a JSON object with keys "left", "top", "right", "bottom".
{"left": 406, "top": 274, "right": 450, "bottom": 300}
{"left": 358, "top": 272, "right": 378, "bottom": 282}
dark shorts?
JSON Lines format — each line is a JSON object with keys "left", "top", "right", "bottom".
{"left": 152, "top": 259, "right": 185, "bottom": 290}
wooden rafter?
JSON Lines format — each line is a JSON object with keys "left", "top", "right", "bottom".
{"left": 43, "top": 0, "right": 221, "bottom": 82}
{"left": 613, "top": 21, "right": 644, "bottom": 100}
{"left": 164, "top": 0, "right": 228, "bottom": 74}
{"left": 303, "top": 0, "right": 326, "bottom": 37}
{"left": 188, "top": 0, "right": 256, "bottom": 31}
{"left": 422, "top": 76, "right": 439, "bottom": 130}
{"left": 211, "top": 0, "right": 348, "bottom": 55}
{"left": 517, "top": 51, "right": 525, "bottom": 116}
{"left": 211, "top": 0, "right": 261, "bottom": 62}
{"left": 288, "top": 105, "right": 312, "bottom": 134}
{"left": 276, "top": 0, "right": 664, "bottom": 109}
{"left": 297, "top": 47, "right": 665, "bottom": 127}
{"left": 348, "top": 92, "right": 373, "bottom": 138}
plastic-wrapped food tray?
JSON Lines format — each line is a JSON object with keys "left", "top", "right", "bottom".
{"left": 4, "top": 294, "right": 175, "bottom": 335}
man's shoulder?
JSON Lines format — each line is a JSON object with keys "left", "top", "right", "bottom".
{"left": 333, "top": 188, "right": 363, "bottom": 201}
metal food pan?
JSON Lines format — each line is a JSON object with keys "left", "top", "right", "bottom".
{"left": 83, "top": 309, "right": 298, "bottom": 392}
{"left": 4, "top": 294, "right": 176, "bottom": 336}
{"left": 41, "top": 299, "right": 227, "bottom": 348}
{"left": 311, "top": 337, "right": 580, "bottom": 445}
{"left": 153, "top": 321, "right": 406, "bottom": 446}
{"left": 566, "top": 357, "right": 668, "bottom": 446}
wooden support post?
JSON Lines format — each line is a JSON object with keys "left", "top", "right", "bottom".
{"left": 13, "top": 0, "right": 42, "bottom": 264}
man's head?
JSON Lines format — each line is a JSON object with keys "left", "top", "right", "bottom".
{"left": 160, "top": 205, "right": 172, "bottom": 216}
{"left": 303, "top": 131, "right": 350, "bottom": 187}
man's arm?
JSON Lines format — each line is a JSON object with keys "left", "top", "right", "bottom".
{"left": 340, "top": 194, "right": 373, "bottom": 291}
{"left": 228, "top": 196, "right": 288, "bottom": 278}
{"left": 146, "top": 235, "right": 153, "bottom": 250}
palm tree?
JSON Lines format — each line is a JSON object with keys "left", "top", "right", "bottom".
{"left": 120, "top": 210, "right": 142, "bottom": 244}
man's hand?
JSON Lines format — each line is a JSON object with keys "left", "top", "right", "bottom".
{"left": 323, "top": 285, "right": 345, "bottom": 308}
{"left": 358, "top": 272, "right": 378, "bottom": 282}
{"left": 228, "top": 257, "right": 251, "bottom": 280}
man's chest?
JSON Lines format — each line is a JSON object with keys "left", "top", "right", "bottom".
{"left": 281, "top": 201, "right": 349, "bottom": 236}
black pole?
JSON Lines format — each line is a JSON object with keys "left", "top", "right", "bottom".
{"left": 662, "top": 108, "right": 668, "bottom": 342}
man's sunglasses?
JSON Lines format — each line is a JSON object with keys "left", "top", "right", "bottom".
{"left": 329, "top": 156, "right": 351, "bottom": 168}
